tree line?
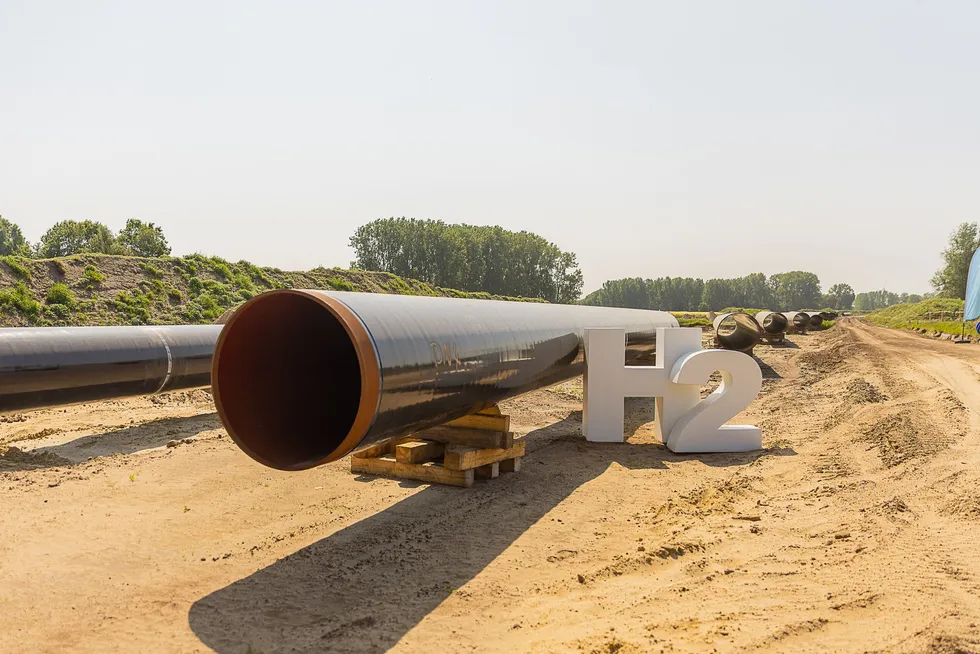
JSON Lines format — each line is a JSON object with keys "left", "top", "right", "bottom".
{"left": 349, "top": 217, "right": 584, "bottom": 303}
{"left": 0, "top": 216, "right": 171, "bottom": 259}
{"left": 581, "top": 272, "right": 859, "bottom": 312}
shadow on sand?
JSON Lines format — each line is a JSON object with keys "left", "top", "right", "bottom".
{"left": 0, "top": 413, "right": 220, "bottom": 471}
{"left": 188, "top": 409, "right": 794, "bottom": 653}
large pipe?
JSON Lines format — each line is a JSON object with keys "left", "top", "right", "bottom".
{"left": 0, "top": 325, "right": 221, "bottom": 414}
{"left": 808, "top": 312, "right": 825, "bottom": 329}
{"left": 211, "top": 290, "right": 678, "bottom": 471}
{"left": 754, "top": 311, "right": 788, "bottom": 335}
{"left": 712, "top": 312, "right": 764, "bottom": 352}
{"left": 783, "top": 311, "right": 810, "bottom": 333}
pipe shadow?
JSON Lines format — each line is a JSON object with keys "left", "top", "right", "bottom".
{"left": 769, "top": 339, "right": 801, "bottom": 350}
{"left": 0, "top": 413, "right": 220, "bottom": 471}
{"left": 754, "top": 359, "right": 783, "bottom": 381}
{"left": 188, "top": 412, "right": 793, "bottom": 654}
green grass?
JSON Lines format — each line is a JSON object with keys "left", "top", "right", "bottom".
{"left": 671, "top": 312, "right": 712, "bottom": 327}
{"left": 1, "top": 256, "right": 32, "bottom": 280}
{"left": 866, "top": 298, "right": 966, "bottom": 336}
{"left": 327, "top": 277, "right": 354, "bottom": 291}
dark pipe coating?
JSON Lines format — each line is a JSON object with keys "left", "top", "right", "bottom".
{"left": 211, "top": 290, "right": 679, "bottom": 470}
{"left": 0, "top": 325, "right": 221, "bottom": 414}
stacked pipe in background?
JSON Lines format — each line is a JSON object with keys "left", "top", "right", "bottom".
{"left": 712, "top": 312, "right": 764, "bottom": 353}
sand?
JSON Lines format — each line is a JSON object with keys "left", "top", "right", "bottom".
{"left": 2, "top": 319, "right": 979, "bottom": 653}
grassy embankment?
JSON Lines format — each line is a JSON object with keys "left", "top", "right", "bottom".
{"left": 0, "top": 254, "right": 544, "bottom": 327}
{"left": 866, "top": 298, "right": 968, "bottom": 338}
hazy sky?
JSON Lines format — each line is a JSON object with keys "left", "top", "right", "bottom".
{"left": 2, "top": 1, "right": 977, "bottom": 296}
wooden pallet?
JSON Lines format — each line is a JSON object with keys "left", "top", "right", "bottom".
{"left": 350, "top": 407, "right": 524, "bottom": 488}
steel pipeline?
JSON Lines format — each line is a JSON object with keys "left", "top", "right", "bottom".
{"left": 0, "top": 325, "right": 221, "bottom": 414}
{"left": 783, "top": 312, "right": 810, "bottom": 333}
{"left": 712, "top": 312, "right": 764, "bottom": 352}
{"left": 211, "top": 290, "right": 679, "bottom": 471}
{"left": 754, "top": 311, "right": 788, "bottom": 335}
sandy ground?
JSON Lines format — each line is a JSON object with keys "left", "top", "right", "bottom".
{"left": 2, "top": 319, "right": 980, "bottom": 653}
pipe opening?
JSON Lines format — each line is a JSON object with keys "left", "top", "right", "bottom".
{"left": 809, "top": 313, "right": 825, "bottom": 329}
{"left": 787, "top": 313, "right": 809, "bottom": 331}
{"left": 713, "top": 313, "right": 764, "bottom": 352}
{"left": 759, "top": 312, "right": 788, "bottom": 334}
{"left": 212, "top": 292, "right": 364, "bottom": 470}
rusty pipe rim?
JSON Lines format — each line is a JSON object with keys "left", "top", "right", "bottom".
{"left": 211, "top": 290, "right": 381, "bottom": 470}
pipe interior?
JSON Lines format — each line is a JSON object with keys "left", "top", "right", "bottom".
{"left": 716, "top": 314, "right": 763, "bottom": 350}
{"left": 214, "top": 293, "right": 362, "bottom": 470}
{"left": 761, "top": 313, "right": 788, "bottom": 334}
{"left": 809, "top": 314, "right": 824, "bottom": 328}
{"left": 791, "top": 314, "right": 809, "bottom": 330}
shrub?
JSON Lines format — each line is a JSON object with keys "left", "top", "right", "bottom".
{"left": 231, "top": 272, "right": 255, "bottom": 293}
{"left": 138, "top": 261, "right": 164, "bottom": 278}
{"left": 82, "top": 264, "right": 105, "bottom": 288}
{"left": 209, "top": 257, "right": 233, "bottom": 281}
{"left": 46, "top": 283, "right": 76, "bottom": 306}
{"left": 326, "top": 277, "right": 354, "bottom": 292}
{"left": 0, "top": 282, "right": 41, "bottom": 318}
{"left": 167, "top": 287, "right": 182, "bottom": 303}
{"left": 109, "top": 290, "right": 151, "bottom": 324}
{"left": 237, "top": 260, "right": 273, "bottom": 287}
{"left": 188, "top": 276, "right": 203, "bottom": 297}
{"left": 183, "top": 294, "right": 223, "bottom": 322}
{"left": 45, "top": 303, "right": 71, "bottom": 320}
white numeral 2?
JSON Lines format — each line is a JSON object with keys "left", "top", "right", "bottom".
{"left": 667, "top": 349, "right": 762, "bottom": 452}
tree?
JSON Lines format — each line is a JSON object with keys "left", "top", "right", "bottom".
{"left": 932, "top": 222, "right": 979, "bottom": 299}
{"left": 852, "top": 289, "right": 907, "bottom": 311}
{"left": 349, "top": 218, "right": 584, "bottom": 303}
{"left": 0, "top": 216, "right": 30, "bottom": 256}
{"left": 770, "top": 271, "right": 822, "bottom": 309}
{"left": 826, "top": 283, "right": 856, "bottom": 310}
{"left": 117, "top": 219, "right": 171, "bottom": 257}
{"left": 36, "top": 220, "right": 126, "bottom": 257}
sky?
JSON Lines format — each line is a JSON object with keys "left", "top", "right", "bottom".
{"left": 1, "top": 1, "right": 977, "bottom": 296}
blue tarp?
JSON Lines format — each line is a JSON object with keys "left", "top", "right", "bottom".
{"left": 965, "top": 248, "right": 980, "bottom": 321}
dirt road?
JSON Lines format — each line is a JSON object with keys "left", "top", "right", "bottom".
{"left": 2, "top": 319, "right": 979, "bottom": 653}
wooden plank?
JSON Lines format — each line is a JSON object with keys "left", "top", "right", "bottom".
{"left": 475, "top": 462, "right": 500, "bottom": 479}
{"left": 416, "top": 426, "right": 513, "bottom": 449}
{"left": 445, "top": 413, "right": 510, "bottom": 432}
{"left": 351, "top": 455, "right": 474, "bottom": 488}
{"left": 476, "top": 405, "right": 501, "bottom": 416}
{"left": 395, "top": 440, "right": 444, "bottom": 464}
{"left": 352, "top": 437, "right": 416, "bottom": 459}
{"left": 444, "top": 438, "right": 526, "bottom": 471}
{"left": 500, "top": 456, "right": 521, "bottom": 473}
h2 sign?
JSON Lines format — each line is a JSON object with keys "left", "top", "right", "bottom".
{"left": 583, "top": 327, "right": 762, "bottom": 452}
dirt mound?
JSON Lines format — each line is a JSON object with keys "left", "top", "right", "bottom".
{"left": 0, "top": 445, "right": 71, "bottom": 469}
{"left": 861, "top": 408, "right": 952, "bottom": 468}
{"left": 844, "top": 378, "right": 888, "bottom": 404}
